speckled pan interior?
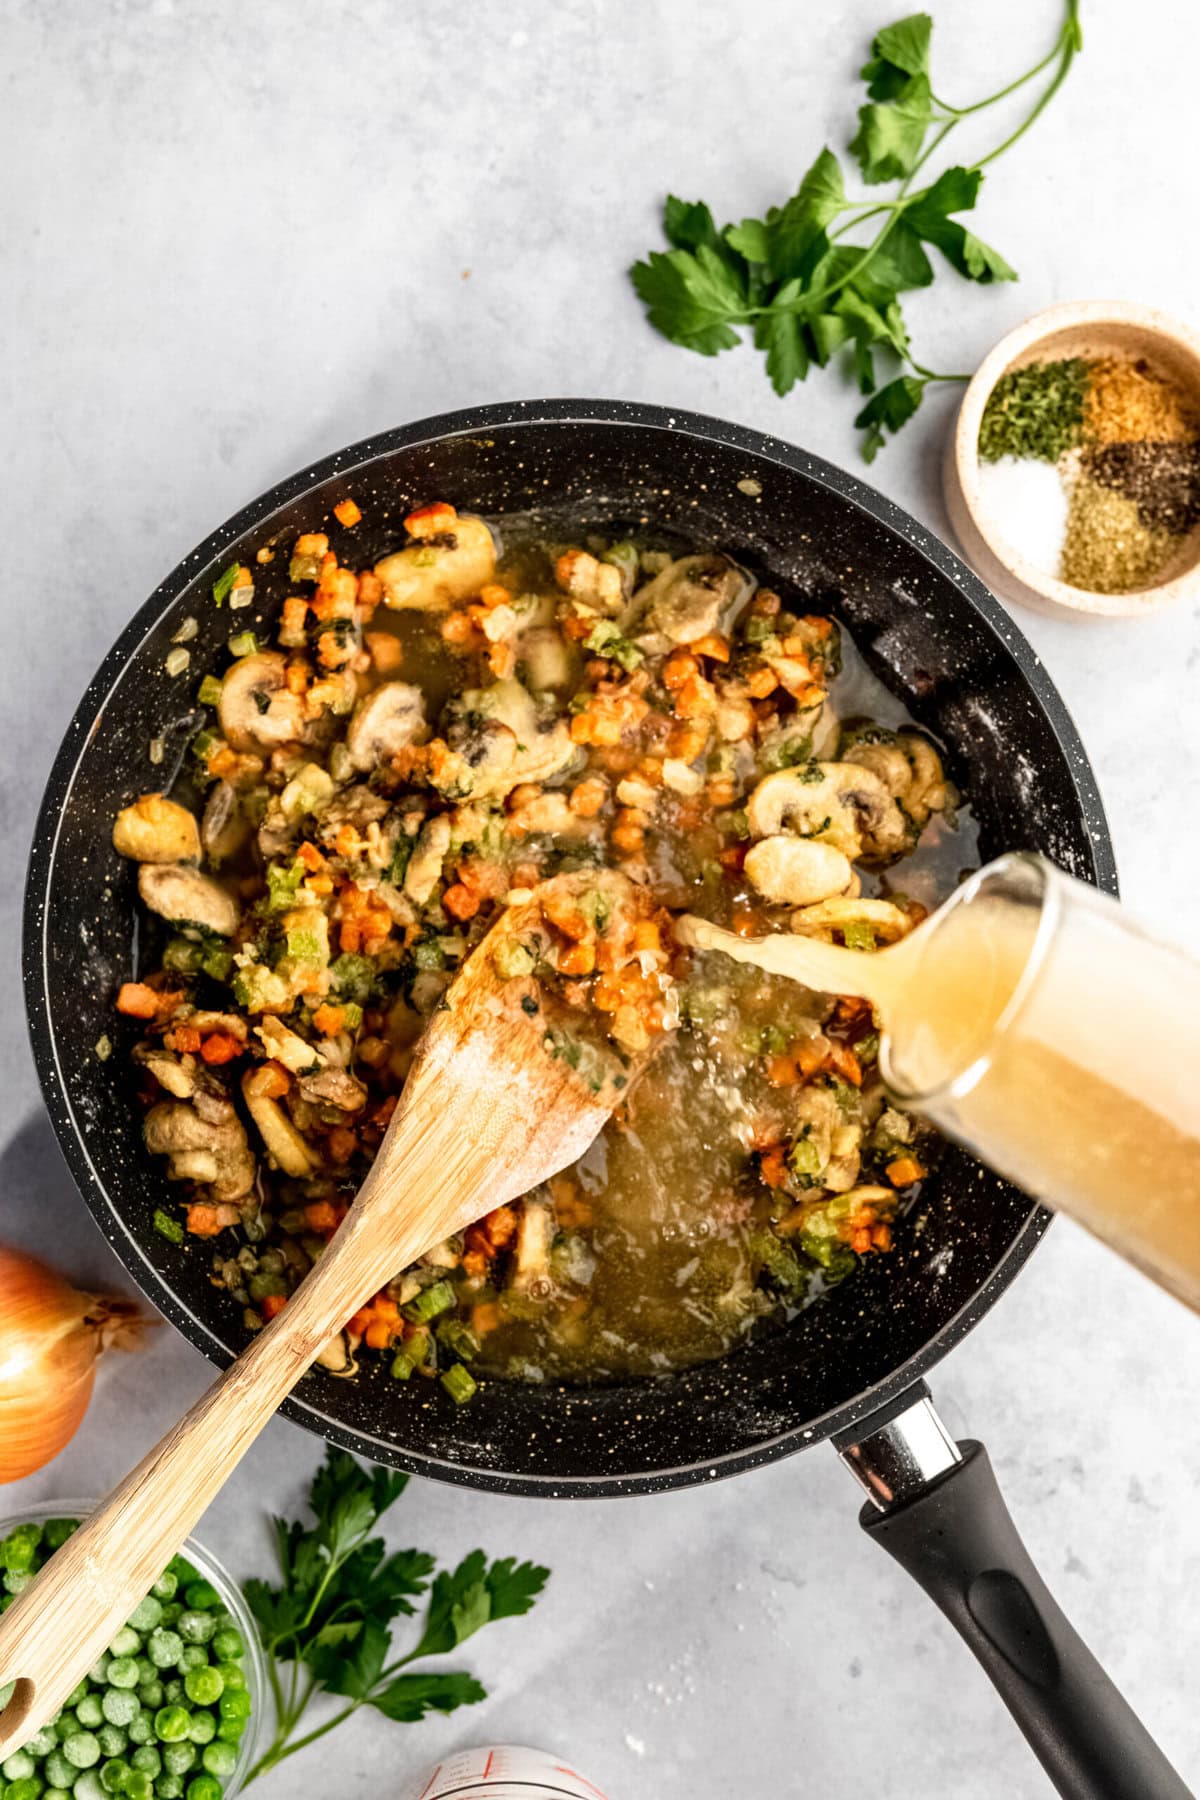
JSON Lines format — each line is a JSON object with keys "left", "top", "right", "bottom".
{"left": 23, "top": 400, "right": 1117, "bottom": 1497}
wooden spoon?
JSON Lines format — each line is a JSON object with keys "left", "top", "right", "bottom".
{"left": 0, "top": 873, "right": 646, "bottom": 1752}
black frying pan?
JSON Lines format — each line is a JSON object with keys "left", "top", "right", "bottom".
{"left": 23, "top": 402, "right": 1191, "bottom": 1799}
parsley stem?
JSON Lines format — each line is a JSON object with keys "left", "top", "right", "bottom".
{"left": 931, "top": 17, "right": 1069, "bottom": 118}
{"left": 969, "top": 18, "right": 1080, "bottom": 172}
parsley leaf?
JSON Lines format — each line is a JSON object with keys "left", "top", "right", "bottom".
{"left": 627, "top": 4, "right": 1080, "bottom": 456}
{"left": 369, "top": 1671, "right": 487, "bottom": 1723}
{"left": 242, "top": 1446, "right": 549, "bottom": 1785}
{"left": 855, "top": 375, "right": 927, "bottom": 461}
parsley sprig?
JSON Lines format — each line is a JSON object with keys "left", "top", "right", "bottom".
{"left": 630, "top": 4, "right": 1082, "bottom": 459}
{"left": 242, "top": 1448, "right": 549, "bottom": 1782}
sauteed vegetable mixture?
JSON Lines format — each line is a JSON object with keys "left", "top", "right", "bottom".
{"left": 111, "top": 503, "right": 964, "bottom": 1399}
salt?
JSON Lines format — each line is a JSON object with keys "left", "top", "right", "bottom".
{"left": 977, "top": 454, "right": 1070, "bottom": 574}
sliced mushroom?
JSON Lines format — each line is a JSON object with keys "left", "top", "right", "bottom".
{"left": 518, "top": 626, "right": 577, "bottom": 693}
{"left": 134, "top": 1047, "right": 196, "bottom": 1099}
{"left": 345, "top": 682, "right": 427, "bottom": 771}
{"left": 143, "top": 1099, "right": 256, "bottom": 1202}
{"left": 254, "top": 1016, "right": 324, "bottom": 1074}
{"left": 137, "top": 863, "right": 240, "bottom": 936}
{"left": 508, "top": 1195, "right": 555, "bottom": 1298}
{"left": 624, "top": 553, "right": 752, "bottom": 648}
{"left": 403, "top": 813, "right": 452, "bottom": 905}
{"left": 436, "top": 678, "right": 574, "bottom": 800}
{"left": 790, "top": 896, "right": 916, "bottom": 944}
{"left": 314, "top": 1331, "right": 358, "bottom": 1377}
{"left": 201, "top": 781, "right": 251, "bottom": 864}
{"left": 219, "top": 652, "right": 307, "bottom": 752}
{"left": 113, "top": 795, "right": 201, "bottom": 864}
{"left": 744, "top": 837, "right": 855, "bottom": 907}
{"left": 296, "top": 1066, "right": 367, "bottom": 1112}
{"left": 844, "top": 730, "right": 951, "bottom": 831}
{"left": 554, "top": 549, "right": 627, "bottom": 618}
{"left": 241, "top": 1069, "right": 319, "bottom": 1177}
{"left": 375, "top": 510, "right": 496, "bottom": 611}
{"left": 746, "top": 762, "right": 907, "bottom": 862}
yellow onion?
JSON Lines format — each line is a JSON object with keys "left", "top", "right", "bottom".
{"left": 0, "top": 1244, "right": 156, "bottom": 1482}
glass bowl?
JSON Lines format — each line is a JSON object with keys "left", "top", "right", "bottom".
{"left": 0, "top": 1500, "right": 265, "bottom": 1795}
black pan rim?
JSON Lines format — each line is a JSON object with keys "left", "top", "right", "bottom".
{"left": 23, "top": 397, "right": 1117, "bottom": 1497}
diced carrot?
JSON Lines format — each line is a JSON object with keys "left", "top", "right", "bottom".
{"left": 471, "top": 1301, "right": 502, "bottom": 1337}
{"left": 185, "top": 1204, "right": 224, "bottom": 1239}
{"left": 327, "top": 1125, "right": 358, "bottom": 1163}
{"left": 610, "top": 819, "right": 645, "bottom": 855}
{"left": 483, "top": 1205, "right": 517, "bottom": 1249}
{"left": 333, "top": 498, "right": 362, "bottom": 527}
{"left": 364, "top": 1319, "right": 392, "bottom": 1350}
{"left": 871, "top": 1222, "right": 893, "bottom": 1250}
{"left": 691, "top": 633, "right": 731, "bottom": 662}
{"left": 443, "top": 882, "right": 481, "bottom": 922}
{"left": 304, "top": 1201, "right": 339, "bottom": 1235}
{"left": 751, "top": 590, "right": 781, "bottom": 616}
{"left": 440, "top": 610, "right": 479, "bottom": 646}
{"left": 706, "top": 775, "right": 736, "bottom": 807}
{"left": 886, "top": 1156, "right": 927, "bottom": 1187}
{"left": 662, "top": 649, "right": 699, "bottom": 692}
{"left": 116, "top": 982, "right": 159, "bottom": 1019}
{"left": 207, "top": 746, "right": 238, "bottom": 779}
{"left": 373, "top": 1295, "right": 400, "bottom": 1323}
{"left": 356, "top": 569, "right": 383, "bottom": 617}
{"left": 284, "top": 656, "right": 310, "bottom": 696}
{"left": 200, "top": 1032, "right": 242, "bottom": 1065}
{"left": 559, "top": 941, "right": 597, "bottom": 976}
{"left": 247, "top": 1062, "right": 291, "bottom": 1100}
{"left": 765, "top": 1054, "right": 801, "bottom": 1087}
{"left": 747, "top": 667, "right": 779, "bottom": 699}
{"left": 795, "top": 1037, "right": 830, "bottom": 1079}
{"left": 347, "top": 1309, "right": 373, "bottom": 1337}
{"left": 166, "top": 1026, "right": 203, "bottom": 1055}
{"left": 312, "top": 1003, "right": 347, "bottom": 1037}
{"left": 404, "top": 501, "right": 457, "bottom": 537}
{"left": 827, "top": 1042, "right": 863, "bottom": 1087}
{"left": 261, "top": 1293, "right": 288, "bottom": 1320}
{"left": 760, "top": 1145, "right": 789, "bottom": 1188}
{"left": 295, "top": 531, "right": 329, "bottom": 559}
{"left": 801, "top": 614, "right": 833, "bottom": 638}
{"left": 632, "top": 920, "right": 661, "bottom": 954}
{"left": 297, "top": 840, "right": 326, "bottom": 872}
{"left": 334, "top": 824, "right": 360, "bottom": 858}
{"left": 460, "top": 1250, "right": 486, "bottom": 1280}
{"left": 850, "top": 1227, "right": 873, "bottom": 1255}
{"left": 364, "top": 631, "right": 404, "bottom": 672}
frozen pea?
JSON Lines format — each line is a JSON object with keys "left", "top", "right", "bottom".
{"left": 181, "top": 1670, "right": 221, "bottom": 1710}
{"left": 149, "top": 1574, "right": 177, "bottom": 1603}
{"left": 133, "top": 1663, "right": 154, "bottom": 1689}
{"left": 87, "top": 1660, "right": 109, "bottom": 1687}
{"left": 158, "top": 1608, "right": 182, "bottom": 1630}
{"left": 3, "top": 1571, "right": 33, "bottom": 1595}
{"left": 198, "top": 1742, "right": 235, "bottom": 1782}
{"left": 62, "top": 1733, "right": 100, "bottom": 1770}
{"left": 6, "top": 1779, "right": 44, "bottom": 1800}
{"left": 95, "top": 1728, "right": 126, "bottom": 1759}
{"left": 212, "top": 1665, "right": 243, "bottom": 1695}
{"left": 74, "top": 1772, "right": 106, "bottom": 1800}
{"left": 44, "top": 1789, "right": 72, "bottom": 1800}
{"left": 160, "top": 1684, "right": 183, "bottom": 1707}
{"left": 136, "top": 1683, "right": 163, "bottom": 1712}
{"left": 214, "top": 1718, "right": 244, "bottom": 1745}
{"left": 74, "top": 1698, "right": 103, "bottom": 1730}
{"left": 182, "top": 1585, "right": 220, "bottom": 1614}
{"left": 156, "top": 1778, "right": 183, "bottom": 1800}
{"left": 2, "top": 1751, "right": 35, "bottom": 1781}
{"left": 127, "top": 1598, "right": 162, "bottom": 1635}
{"left": 145, "top": 1633, "right": 182, "bottom": 1672}
{"left": 55, "top": 1719, "right": 77, "bottom": 1744}
{"left": 124, "top": 1773, "right": 153, "bottom": 1800}
{"left": 165, "top": 1558, "right": 198, "bottom": 1589}
{"left": 216, "top": 1691, "right": 249, "bottom": 1724}
{"left": 99, "top": 1758, "right": 131, "bottom": 1795}
{"left": 152, "top": 1710, "right": 189, "bottom": 1746}
{"left": 107, "top": 1629, "right": 140, "bottom": 1660}
{"left": 182, "top": 1717, "right": 212, "bottom": 1749}
{"left": 44, "top": 1755, "right": 74, "bottom": 1790}
{"left": 100, "top": 1692, "right": 137, "bottom": 1729}
{"left": 129, "top": 1750, "right": 160, "bottom": 1779}
{"left": 209, "top": 1631, "right": 242, "bottom": 1665}
{"left": 175, "top": 1651, "right": 206, "bottom": 1677}
{"left": 126, "top": 1719, "right": 153, "bottom": 1750}
{"left": 43, "top": 1519, "right": 78, "bottom": 1552}
{"left": 26, "top": 1728, "right": 58, "bottom": 1759}
{"left": 184, "top": 1776, "right": 221, "bottom": 1800}
{"left": 65, "top": 1687, "right": 88, "bottom": 1712}
{"left": 161, "top": 1746, "right": 195, "bottom": 1778}
{"left": 175, "top": 1616, "right": 214, "bottom": 1649}
{"left": 106, "top": 1660, "right": 139, "bottom": 1692}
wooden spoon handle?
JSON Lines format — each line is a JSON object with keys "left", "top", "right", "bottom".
{"left": 0, "top": 1164, "right": 444, "bottom": 1754}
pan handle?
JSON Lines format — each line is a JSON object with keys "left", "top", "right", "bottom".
{"left": 836, "top": 1385, "right": 1193, "bottom": 1800}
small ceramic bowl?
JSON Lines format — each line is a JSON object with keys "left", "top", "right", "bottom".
{"left": 944, "top": 299, "right": 1200, "bottom": 619}
{"left": 0, "top": 1501, "right": 265, "bottom": 1793}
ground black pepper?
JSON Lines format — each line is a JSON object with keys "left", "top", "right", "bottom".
{"left": 1080, "top": 441, "right": 1200, "bottom": 535}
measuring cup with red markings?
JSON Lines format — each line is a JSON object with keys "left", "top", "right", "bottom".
{"left": 408, "top": 1744, "right": 610, "bottom": 1799}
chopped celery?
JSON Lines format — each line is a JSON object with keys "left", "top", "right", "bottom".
{"left": 196, "top": 676, "right": 224, "bottom": 709}
{"left": 153, "top": 1210, "right": 184, "bottom": 1246}
{"left": 440, "top": 1363, "right": 477, "bottom": 1404}
{"left": 227, "top": 631, "right": 258, "bottom": 658}
{"left": 402, "top": 1280, "right": 456, "bottom": 1325}
{"left": 493, "top": 939, "right": 535, "bottom": 980}
{"left": 842, "top": 922, "right": 877, "bottom": 953}
{"left": 435, "top": 1318, "right": 480, "bottom": 1361}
